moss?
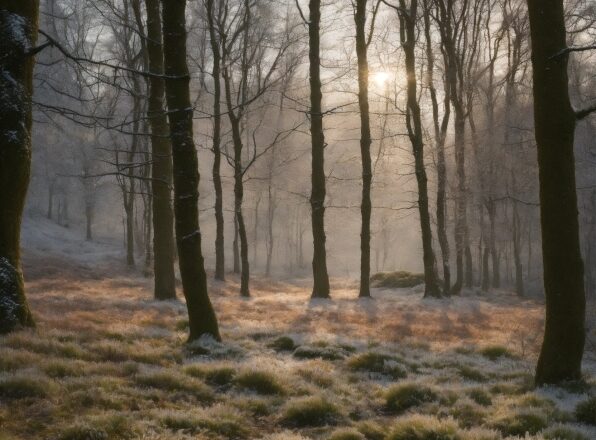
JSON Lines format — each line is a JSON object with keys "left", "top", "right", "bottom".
{"left": 347, "top": 352, "right": 407, "bottom": 379}
{"left": 268, "top": 336, "right": 296, "bottom": 352}
{"left": 385, "top": 383, "right": 439, "bottom": 414}
{"left": 0, "top": 375, "right": 52, "bottom": 399}
{"left": 385, "top": 415, "right": 462, "bottom": 440}
{"left": 575, "top": 396, "right": 596, "bottom": 425}
{"left": 466, "top": 388, "right": 492, "bottom": 406}
{"left": 489, "top": 410, "right": 548, "bottom": 436}
{"left": 479, "top": 346, "right": 514, "bottom": 361}
{"left": 327, "top": 428, "right": 366, "bottom": 440}
{"left": 280, "top": 396, "right": 342, "bottom": 427}
{"left": 234, "top": 370, "right": 285, "bottom": 395}
{"left": 370, "top": 271, "right": 425, "bottom": 288}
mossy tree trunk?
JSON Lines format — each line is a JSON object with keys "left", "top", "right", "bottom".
{"left": 0, "top": 2, "right": 39, "bottom": 333}
{"left": 161, "top": 0, "right": 221, "bottom": 341}
{"left": 527, "top": 0, "right": 585, "bottom": 385}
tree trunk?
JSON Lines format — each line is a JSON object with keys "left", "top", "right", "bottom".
{"left": 0, "top": 3, "right": 38, "bottom": 333}
{"left": 233, "top": 212, "right": 240, "bottom": 273}
{"left": 252, "top": 193, "right": 260, "bottom": 270}
{"left": 162, "top": 0, "right": 221, "bottom": 341}
{"left": 398, "top": 0, "right": 441, "bottom": 298}
{"left": 528, "top": 0, "right": 585, "bottom": 385}
{"left": 512, "top": 200, "right": 524, "bottom": 297}
{"left": 308, "top": 0, "right": 330, "bottom": 299}
{"left": 354, "top": 0, "right": 373, "bottom": 298}
{"left": 488, "top": 199, "right": 500, "bottom": 288}
{"left": 451, "top": 114, "right": 467, "bottom": 295}
{"left": 206, "top": 0, "right": 225, "bottom": 281}
{"left": 423, "top": 0, "right": 451, "bottom": 295}
{"left": 146, "top": 0, "right": 177, "bottom": 299}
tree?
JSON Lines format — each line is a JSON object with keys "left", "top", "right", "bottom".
{"left": 527, "top": 0, "right": 586, "bottom": 385}
{"left": 161, "top": 0, "right": 221, "bottom": 341}
{"left": 394, "top": 0, "right": 441, "bottom": 297}
{"left": 423, "top": 0, "right": 451, "bottom": 294}
{"left": 145, "top": 0, "right": 177, "bottom": 299}
{"left": 205, "top": 0, "right": 225, "bottom": 281}
{"left": 307, "top": 0, "right": 330, "bottom": 298}
{"left": 353, "top": 0, "right": 379, "bottom": 298}
{"left": 0, "top": 2, "right": 39, "bottom": 333}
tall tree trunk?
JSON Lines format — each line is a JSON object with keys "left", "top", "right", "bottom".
{"left": 512, "top": 200, "right": 524, "bottom": 296}
{"left": 206, "top": 0, "right": 225, "bottom": 281}
{"left": 233, "top": 212, "right": 240, "bottom": 273}
{"left": 354, "top": 0, "right": 373, "bottom": 298}
{"left": 488, "top": 199, "right": 500, "bottom": 288}
{"left": 162, "top": 0, "right": 221, "bottom": 341}
{"left": 398, "top": 0, "right": 441, "bottom": 298}
{"left": 252, "top": 194, "right": 260, "bottom": 271}
{"left": 424, "top": 0, "right": 451, "bottom": 294}
{"left": 0, "top": 3, "right": 38, "bottom": 333}
{"left": 451, "top": 114, "right": 467, "bottom": 295}
{"left": 527, "top": 0, "right": 585, "bottom": 385}
{"left": 146, "top": 0, "right": 176, "bottom": 299}
{"left": 308, "top": 0, "right": 330, "bottom": 298}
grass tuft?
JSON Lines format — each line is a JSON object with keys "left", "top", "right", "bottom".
{"left": 575, "top": 396, "right": 596, "bottom": 425}
{"left": 328, "top": 428, "right": 366, "bottom": 440}
{"left": 347, "top": 352, "right": 407, "bottom": 379}
{"left": 457, "top": 365, "right": 487, "bottom": 382}
{"left": 135, "top": 371, "right": 213, "bottom": 402}
{"left": 294, "top": 345, "right": 347, "bottom": 361}
{"left": 488, "top": 409, "right": 548, "bottom": 436}
{"left": 466, "top": 388, "right": 492, "bottom": 406}
{"left": 385, "top": 383, "right": 439, "bottom": 414}
{"left": 543, "top": 425, "right": 590, "bottom": 440}
{"left": 355, "top": 420, "right": 386, "bottom": 440}
{"left": 280, "top": 395, "right": 342, "bottom": 427}
{"left": 57, "top": 426, "right": 108, "bottom": 440}
{"left": 479, "top": 346, "right": 514, "bottom": 361}
{"left": 0, "top": 375, "right": 53, "bottom": 399}
{"left": 234, "top": 370, "right": 285, "bottom": 395}
{"left": 385, "top": 415, "right": 462, "bottom": 440}
{"left": 268, "top": 336, "right": 296, "bottom": 352}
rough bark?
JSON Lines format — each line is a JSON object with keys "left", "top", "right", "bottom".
{"left": 162, "top": 0, "right": 221, "bottom": 341}
{"left": 0, "top": 2, "right": 38, "bottom": 333}
{"left": 308, "top": 0, "right": 330, "bottom": 298}
{"left": 527, "top": 0, "right": 585, "bottom": 385}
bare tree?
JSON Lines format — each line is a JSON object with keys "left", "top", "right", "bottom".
{"left": 162, "top": 0, "right": 221, "bottom": 341}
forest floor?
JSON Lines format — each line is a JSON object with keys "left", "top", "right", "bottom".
{"left": 1, "top": 216, "right": 595, "bottom": 440}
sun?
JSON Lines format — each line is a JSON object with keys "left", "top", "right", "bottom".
{"left": 373, "top": 71, "right": 391, "bottom": 88}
